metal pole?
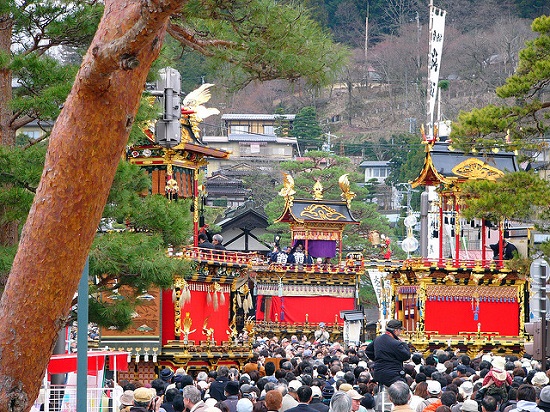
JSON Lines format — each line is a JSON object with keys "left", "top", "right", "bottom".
{"left": 420, "top": 191, "right": 428, "bottom": 258}
{"left": 541, "top": 263, "right": 548, "bottom": 371}
{"left": 77, "top": 258, "right": 89, "bottom": 412}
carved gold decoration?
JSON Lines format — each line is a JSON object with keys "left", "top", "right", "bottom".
{"left": 451, "top": 158, "right": 505, "bottom": 180}
{"left": 278, "top": 172, "right": 296, "bottom": 201}
{"left": 339, "top": 174, "right": 356, "bottom": 206}
{"left": 202, "top": 317, "right": 215, "bottom": 343}
{"left": 300, "top": 204, "right": 346, "bottom": 221}
{"left": 182, "top": 312, "right": 196, "bottom": 344}
{"left": 313, "top": 180, "right": 324, "bottom": 200}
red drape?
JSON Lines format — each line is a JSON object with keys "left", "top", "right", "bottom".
{"left": 162, "top": 285, "right": 230, "bottom": 344}
{"left": 424, "top": 300, "right": 519, "bottom": 336}
{"left": 47, "top": 352, "right": 129, "bottom": 375}
{"left": 256, "top": 295, "right": 354, "bottom": 325}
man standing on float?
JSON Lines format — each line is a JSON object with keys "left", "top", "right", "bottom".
{"left": 365, "top": 319, "right": 411, "bottom": 386}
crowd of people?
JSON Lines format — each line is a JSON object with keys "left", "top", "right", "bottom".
{"left": 105, "top": 322, "right": 550, "bottom": 412}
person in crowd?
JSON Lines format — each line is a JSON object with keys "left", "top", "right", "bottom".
{"left": 120, "top": 390, "right": 134, "bottom": 412}
{"left": 460, "top": 400, "right": 479, "bottom": 412}
{"left": 161, "top": 388, "right": 180, "bottom": 412}
{"left": 538, "top": 386, "right": 550, "bottom": 412}
{"left": 199, "top": 233, "right": 215, "bottom": 249}
{"left": 237, "top": 399, "right": 254, "bottom": 412}
{"left": 490, "top": 239, "right": 518, "bottom": 260}
{"left": 366, "top": 319, "right": 411, "bottom": 387}
{"left": 131, "top": 387, "right": 160, "bottom": 412}
{"left": 183, "top": 386, "right": 207, "bottom": 412}
{"left": 416, "top": 381, "right": 442, "bottom": 412}
{"left": 286, "top": 386, "right": 318, "bottom": 412}
{"left": 410, "top": 382, "right": 429, "bottom": 411}
{"left": 509, "top": 384, "right": 542, "bottom": 412}
{"left": 314, "top": 323, "right": 330, "bottom": 344}
{"left": 330, "top": 391, "right": 353, "bottom": 412}
{"left": 309, "top": 386, "right": 329, "bottom": 412}
{"left": 223, "top": 381, "right": 241, "bottom": 412}
{"left": 482, "top": 397, "right": 498, "bottom": 412}
{"left": 212, "top": 234, "right": 226, "bottom": 251}
{"left": 388, "top": 381, "right": 414, "bottom": 412}
{"left": 265, "top": 390, "right": 283, "bottom": 412}
{"left": 210, "top": 366, "right": 232, "bottom": 401}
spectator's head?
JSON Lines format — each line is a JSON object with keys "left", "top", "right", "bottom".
{"left": 225, "top": 381, "right": 240, "bottom": 397}
{"left": 481, "top": 396, "right": 497, "bottom": 412}
{"left": 461, "top": 400, "right": 479, "bottom": 412}
{"left": 264, "top": 361, "right": 276, "bottom": 377}
{"left": 414, "top": 382, "right": 428, "bottom": 399}
{"left": 217, "top": 366, "right": 230, "bottom": 377}
{"left": 388, "top": 381, "right": 411, "bottom": 406}
{"left": 330, "top": 391, "right": 353, "bottom": 412}
{"left": 427, "top": 380, "right": 442, "bottom": 397}
{"left": 133, "top": 387, "right": 155, "bottom": 408}
{"left": 441, "top": 391, "right": 456, "bottom": 407}
{"left": 265, "top": 390, "right": 283, "bottom": 411}
{"left": 237, "top": 398, "right": 254, "bottom": 412}
{"left": 517, "top": 384, "right": 537, "bottom": 402}
{"left": 296, "top": 386, "right": 313, "bottom": 403}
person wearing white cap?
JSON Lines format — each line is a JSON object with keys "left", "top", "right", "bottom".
{"left": 416, "top": 381, "right": 442, "bottom": 412}
{"left": 461, "top": 399, "right": 479, "bottom": 412}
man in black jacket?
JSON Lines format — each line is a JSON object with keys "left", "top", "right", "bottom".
{"left": 365, "top": 319, "right": 411, "bottom": 387}
{"left": 209, "top": 366, "right": 231, "bottom": 401}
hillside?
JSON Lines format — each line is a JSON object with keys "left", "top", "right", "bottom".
{"left": 201, "top": 7, "right": 542, "bottom": 148}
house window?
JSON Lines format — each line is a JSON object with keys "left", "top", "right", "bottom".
{"left": 366, "top": 167, "right": 389, "bottom": 178}
{"left": 232, "top": 125, "right": 249, "bottom": 134}
{"left": 263, "top": 125, "right": 275, "bottom": 135}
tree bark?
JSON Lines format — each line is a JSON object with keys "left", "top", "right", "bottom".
{"left": 0, "top": 14, "right": 19, "bottom": 247}
{"left": 0, "top": 1, "right": 180, "bottom": 410}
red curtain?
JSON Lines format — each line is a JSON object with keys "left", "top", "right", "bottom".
{"left": 162, "top": 285, "right": 230, "bottom": 344}
{"left": 256, "top": 295, "right": 354, "bottom": 325}
{"left": 424, "top": 300, "right": 519, "bottom": 336}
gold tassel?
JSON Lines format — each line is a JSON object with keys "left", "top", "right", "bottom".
{"left": 220, "top": 292, "right": 226, "bottom": 306}
{"left": 247, "top": 293, "right": 253, "bottom": 311}
{"left": 243, "top": 296, "right": 250, "bottom": 314}
{"left": 172, "top": 289, "right": 177, "bottom": 304}
{"left": 184, "top": 287, "right": 191, "bottom": 304}
{"left": 179, "top": 294, "right": 185, "bottom": 309}
{"left": 213, "top": 292, "right": 219, "bottom": 311}
{"left": 207, "top": 291, "right": 212, "bottom": 306}
{"left": 237, "top": 293, "right": 242, "bottom": 308}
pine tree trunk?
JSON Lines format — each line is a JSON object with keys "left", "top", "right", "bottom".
{"left": 0, "top": 15, "right": 19, "bottom": 247}
{"left": 0, "top": 1, "right": 178, "bottom": 410}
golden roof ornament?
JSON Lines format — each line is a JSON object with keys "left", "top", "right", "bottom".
{"left": 313, "top": 179, "right": 324, "bottom": 200}
{"left": 180, "top": 83, "right": 220, "bottom": 142}
{"left": 278, "top": 172, "right": 296, "bottom": 201}
{"left": 339, "top": 174, "right": 356, "bottom": 206}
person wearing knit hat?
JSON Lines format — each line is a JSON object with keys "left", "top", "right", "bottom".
{"left": 538, "top": 386, "right": 550, "bottom": 412}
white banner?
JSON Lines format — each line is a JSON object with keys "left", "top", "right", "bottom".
{"left": 427, "top": 6, "right": 446, "bottom": 141}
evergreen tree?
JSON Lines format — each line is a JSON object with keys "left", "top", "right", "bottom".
{"left": 0, "top": 0, "right": 349, "bottom": 405}
{"left": 451, "top": 16, "right": 550, "bottom": 224}
{"left": 291, "top": 106, "right": 324, "bottom": 150}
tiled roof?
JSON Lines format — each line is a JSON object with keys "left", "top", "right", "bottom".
{"left": 222, "top": 114, "right": 295, "bottom": 120}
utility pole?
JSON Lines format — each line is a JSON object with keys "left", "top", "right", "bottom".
{"left": 542, "top": 262, "right": 548, "bottom": 370}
